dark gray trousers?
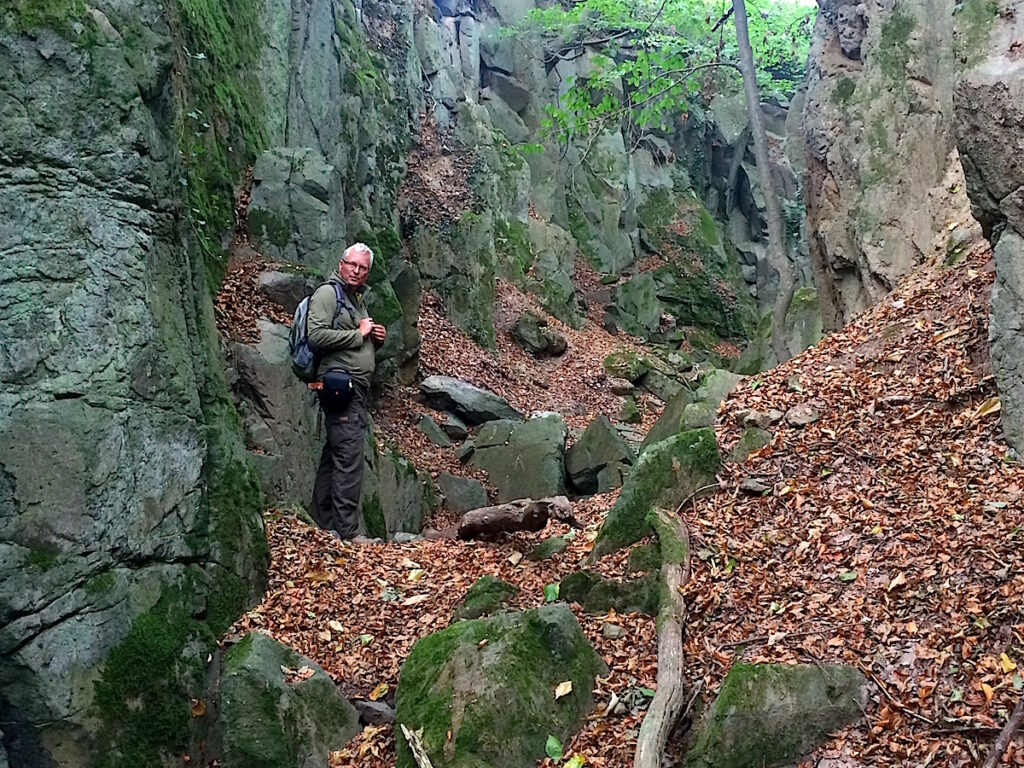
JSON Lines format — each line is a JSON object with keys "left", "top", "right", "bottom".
{"left": 310, "top": 384, "right": 368, "bottom": 538}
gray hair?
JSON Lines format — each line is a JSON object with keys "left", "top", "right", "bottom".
{"left": 343, "top": 242, "right": 374, "bottom": 269}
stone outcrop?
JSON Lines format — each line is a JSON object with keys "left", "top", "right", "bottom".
{"left": 0, "top": 6, "right": 268, "bottom": 764}
{"left": 565, "top": 415, "right": 637, "bottom": 494}
{"left": 802, "top": 0, "right": 989, "bottom": 327}
{"left": 471, "top": 414, "right": 568, "bottom": 502}
{"left": 954, "top": 4, "right": 1024, "bottom": 453}
{"left": 394, "top": 605, "right": 606, "bottom": 768}
{"left": 419, "top": 375, "right": 523, "bottom": 424}
{"left": 216, "top": 633, "right": 360, "bottom": 768}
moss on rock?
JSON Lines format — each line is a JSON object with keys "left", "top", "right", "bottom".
{"left": 591, "top": 429, "right": 720, "bottom": 560}
{"left": 394, "top": 605, "right": 606, "bottom": 768}
{"left": 603, "top": 350, "right": 651, "bottom": 382}
{"left": 452, "top": 575, "right": 519, "bottom": 621}
{"left": 560, "top": 569, "right": 661, "bottom": 616}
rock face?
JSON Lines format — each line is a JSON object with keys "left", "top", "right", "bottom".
{"left": 471, "top": 415, "right": 568, "bottom": 502}
{"left": 420, "top": 376, "right": 524, "bottom": 424}
{"left": 511, "top": 313, "right": 568, "bottom": 357}
{"left": 217, "top": 633, "right": 360, "bottom": 768}
{"left": 394, "top": 605, "right": 606, "bottom": 768}
{"left": 0, "top": 6, "right": 267, "bottom": 764}
{"left": 565, "top": 415, "right": 637, "bottom": 494}
{"left": 802, "top": 0, "right": 988, "bottom": 327}
{"left": 954, "top": 9, "right": 1024, "bottom": 454}
{"left": 437, "top": 473, "right": 489, "bottom": 514}
{"left": 360, "top": 433, "right": 436, "bottom": 540}
{"left": 681, "top": 663, "right": 866, "bottom": 768}
{"left": 591, "top": 429, "right": 720, "bottom": 560}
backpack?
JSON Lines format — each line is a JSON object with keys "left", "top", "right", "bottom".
{"left": 289, "top": 283, "right": 346, "bottom": 383}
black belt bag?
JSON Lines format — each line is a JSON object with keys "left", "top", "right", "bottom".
{"left": 318, "top": 369, "right": 355, "bottom": 413}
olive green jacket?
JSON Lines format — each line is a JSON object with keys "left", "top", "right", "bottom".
{"left": 307, "top": 274, "right": 376, "bottom": 386}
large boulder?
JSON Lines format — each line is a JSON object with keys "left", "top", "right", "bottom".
{"left": 681, "top": 663, "right": 866, "bottom": 768}
{"left": 394, "top": 605, "right": 606, "bottom": 768}
{"left": 955, "top": 29, "right": 1024, "bottom": 454}
{"left": 471, "top": 415, "right": 567, "bottom": 502}
{"left": 565, "top": 415, "right": 637, "bottom": 494}
{"left": 420, "top": 376, "right": 523, "bottom": 425}
{"left": 360, "top": 433, "right": 436, "bottom": 540}
{"left": 256, "top": 269, "right": 321, "bottom": 314}
{"left": 218, "top": 633, "right": 360, "bottom": 768}
{"left": 591, "top": 429, "right": 720, "bottom": 560}
{"left": 229, "top": 321, "right": 319, "bottom": 505}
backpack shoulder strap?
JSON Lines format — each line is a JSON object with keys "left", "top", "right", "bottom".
{"left": 330, "top": 283, "right": 347, "bottom": 329}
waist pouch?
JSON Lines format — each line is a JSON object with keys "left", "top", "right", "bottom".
{"left": 318, "top": 369, "right": 355, "bottom": 413}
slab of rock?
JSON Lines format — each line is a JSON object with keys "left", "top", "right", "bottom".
{"left": 353, "top": 699, "right": 395, "bottom": 726}
{"left": 416, "top": 414, "right": 452, "bottom": 447}
{"left": 511, "top": 313, "right": 568, "bottom": 357}
{"left": 731, "top": 427, "right": 772, "bottom": 463}
{"left": 420, "top": 376, "right": 523, "bottom": 425}
{"left": 609, "top": 377, "right": 635, "bottom": 396}
{"left": 602, "top": 622, "right": 625, "bottom": 640}
{"left": 739, "top": 477, "right": 771, "bottom": 495}
{"left": 681, "top": 663, "right": 866, "bottom": 768}
{"left": 560, "top": 570, "right": 661, "bottom": 616}
{"left": 591, "top": 429, "right": 720, "bottom": 560}
{"left": 602, "top": 350, "right": 651, "bottom": 382}
{"left": 618, "top": 397, "right": 642, "bottom": 424}
{"left": 526, "top": 536, "right": 567, "bottom": 561}
{"left": 640, "top": 389, "right": 689, "bottom": 451}
{"left": 451, "top": 575, "right": 519, "bottom": 621}
{"left": 471, "top": 415, "right": 567, "bottom": 502}
{"left": 785, "top": 403, "right": 820, "bottom": 427}
{"left": 256, "top": 269, "right": 321, "bottom": 313}
{"left": 440, "top": 412, "right": 469, "bottom": 440}
{"left": 394, "top": 605, "right": 606, "bottom": 768}
{"left": 437, "top": 473, "right": 488, "bottom": 514}
{"left": 643, "top": 369, "right": 683, "bottom": 402}
{"left": 360, "top": 435, "right": 435, "bottom": 539}
{"left": 565, "top": 415, "right": 637, "bottom": 495}
{"left": 218, "top": 633, "right": 360, "bottom": 768}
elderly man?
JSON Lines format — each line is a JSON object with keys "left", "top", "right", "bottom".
{"left": 307, "top": 242, "right": 386, "bottom": 542}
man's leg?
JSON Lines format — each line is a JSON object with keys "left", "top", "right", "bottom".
{"left": 309, "top": 438, "right": 336, "bottom": 530}
{"left": 327, "top": 386, "right": 368, "bottom": 539}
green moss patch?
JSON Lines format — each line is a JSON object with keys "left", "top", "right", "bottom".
{"left": 559, "top": 570, "right": 661, "bottom": 616}
{"left": 452, "top": 576, "right": 519, "bottom": 621}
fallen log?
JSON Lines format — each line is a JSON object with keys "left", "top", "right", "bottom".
{"left": 457, "top": 496, "right": 574, "bottom": 539}
{"left": 634, "top": 506, "right": 691, "bottom": 768}
{"left": 982, "top": 696, "right": 1024, "bottom": 768}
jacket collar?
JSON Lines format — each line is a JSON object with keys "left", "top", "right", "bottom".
{"left": 329, "top": 273, "right": 371, "bottom": 302}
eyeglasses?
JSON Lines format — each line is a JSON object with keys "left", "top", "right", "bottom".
{"left": 341, "top": 260, "right": 370, "bottom": 274}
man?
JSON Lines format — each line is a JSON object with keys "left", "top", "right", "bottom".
{"left": 307, "top": 242, "right": 386, "bottom": 542}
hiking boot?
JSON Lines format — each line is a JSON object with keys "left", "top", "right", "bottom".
{"left": 349, "top": 534, "right": 382, "bottom": 545}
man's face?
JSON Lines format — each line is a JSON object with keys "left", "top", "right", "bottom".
{"left": 339, "top": 250, "right": 371, "bottom": 287}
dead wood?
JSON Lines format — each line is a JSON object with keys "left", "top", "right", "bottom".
{"left": 634, "top": 507, "right": 691, "bottom": 768}
{"left": 457, "top": 496, "right": 573, "bottom": 539}
{"left": 399, "top": 723, "right": 435, "bottom": 768}
{"left": 981, "top": 697, "right": 1024, "bottom": 768}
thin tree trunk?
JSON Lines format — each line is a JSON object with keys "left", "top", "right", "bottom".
{"left": 634, "top": 508, "right": 692, "bottom": 768}
{"left": 732, "top": 0, "right": 796, "bottom": 364}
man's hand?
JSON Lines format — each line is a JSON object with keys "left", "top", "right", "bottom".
{"left": 371, "top": 323, "right": 387, "bottom": 342}
{"left": 358, "top": 317, "right": 375, "bottom": 337}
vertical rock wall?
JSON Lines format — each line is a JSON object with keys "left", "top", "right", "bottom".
{"left": 955, "top": 0, "right": 1024, "bottom": 453}
{"left": 802, "top": 0, "right": 990, "bottom": 327}
{"left": 0, "top": 3, "right": 267, "bottom": 765}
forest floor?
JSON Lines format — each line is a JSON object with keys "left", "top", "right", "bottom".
{"left": 231, "top": 245, "right": 1024, "bottom": 767}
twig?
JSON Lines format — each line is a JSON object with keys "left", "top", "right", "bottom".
{"left": 859, "top": 665, "right": 935, "bottom": 726}
{"left": 716, "top": 630, "right": 815, "bottom": 650}
{"left": 673, "top": 483, "right": 721, "bottom": 517}
{"left": 981, "top": 697, "right": 1024, "bottom": 768}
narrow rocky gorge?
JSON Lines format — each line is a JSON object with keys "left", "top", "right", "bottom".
{"left": 2, "top": 0, "right": 1024, "bottom": 766}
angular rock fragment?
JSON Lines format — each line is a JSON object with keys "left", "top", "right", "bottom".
{"left": 420, "top": 376, "right": 523, "bottom": 424}
{"left": 565, "top": 415, "right": 637, "bottom": 494}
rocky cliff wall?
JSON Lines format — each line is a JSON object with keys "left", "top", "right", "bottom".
{"left": 955, "top": 0, "right": 1024, "bottom": 454}
{"left": 802, "top": 0, "right": 991, "bottom": 327}
{"left": 0, "top": 3, "right": 267, "bottom": 765}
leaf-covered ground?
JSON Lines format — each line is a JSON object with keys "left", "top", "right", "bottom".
{"left": 233, "top": 246, "right": 1023, "bottom": 767}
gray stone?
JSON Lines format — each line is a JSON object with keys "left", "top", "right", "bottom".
{"left": 257, "top": 269, "right": 321, "bottom": 313}
{"left": 394, "top": 605, "right": 606, "bottom": 768}
{"left": 471, "top": 415, "right": 568, "bottom": 502}
{"left": 414, "top": 15, "right": 445, "bottom": 76}
{"left": 565, "top": 415, "right": 637, "bottom": 495}
{"left": 483, "top": 87, "right": 530, "bottom": 144}
{"left": 360, "top": 434, "right": 435, "bottom": 539}
{"left": 248, "top": 147, "right": 346, "bottom": 271}
{"left": 601, "top": 622, "right": 625, "bottom": 639}
{"left": 219, "top": 633, "right": 360, "bottom": 768}
{"left": 230, "top": 321, "right": 319, "bottom": 506}
{"left": 458, "top": 15, "right": 480, "bottom": 98}
{"left": 559, "top": 570, "right": 660, "bottom": 615}
{"left": 420, "top": 376, "right": 524, "bottom": 425}
{"left": 640, "top": 389, "right": 690, "bottom": 452}
{"left": 989, "top": 231, "right": 1024, "bottom": 453}
{"left": 739, "top": 477, "right": 771, "bottom": 495}
{"left": 392, "top": 532, "right": 423, "bottom": 544}
{"left": 682, "top": 663, "right": 866, "bottom": 768}
{"left": 354, "top": 699, "right": 396, "bottom": 725}
{"left": 417, "top": 414, "right": 453, "bottom": 447}
{"left": 440, "top": 412, "right": 469, "bottom": 440}
{"left": 609, "top": 377, "right": 635, "bottom": 396}
{"left": 511, "top": 313, "right": 568, "bottom": 357}
{"left": 643, "top": 370, "right": 683, "bottom": 403}
{"left": 486, "top": 71, "right": 532, "bottom": 112}
{"left": 785, "top": 403, "right": 821, "bottom": 427}
{"left": 732, "top": 427, "right": 773, "bottom": 463}
{"left": 527, "top": 536, "right": 568, "bottom": 561}
{"left": 437, "top": 473, "right": 489, "bottom": 514}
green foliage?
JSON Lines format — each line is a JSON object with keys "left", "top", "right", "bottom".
{"left": 522, "top": 0, "right": 815, "bottom": 147}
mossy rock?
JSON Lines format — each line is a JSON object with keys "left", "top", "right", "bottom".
{"left": 560, "top": 570, "right": 660, "bottom": 616}
{"left": 591, "top": 429, "right": 720, "bottom": 560}
{"left": 627, "top": 543, "right": 663, "bottom": 573}
{"left": 394, "top": 605, "right": 606, "bottom": 768}
{"left": 681, "top": 663, "right": 866, "bottom": 768}
{"left": 639, "top": 389, "right": 689, "bottom": 452}
{"left": 731, "top": 427, "right": 772, "bottom": 463}
{"left": 618, "top": 397, "right": 642, "bottom": 424}
{"left": 452, "top": 576, "right": 519, "bottom": 621}
{"left": 602, "top": 350, "right": 651, "bottom": 383}
{"left": 218, "top": 633, "right": 360, "bottom": 768}
{"left": 527, "top": 537, "right": 568, "bottom": 561}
